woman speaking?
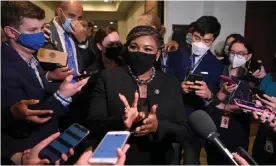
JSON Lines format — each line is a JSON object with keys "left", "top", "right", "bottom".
{"left": 86, "top": 26, "right": 191, "bottom": 165}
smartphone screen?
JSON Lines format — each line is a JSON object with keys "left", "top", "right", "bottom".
{"left": 39, "top": 124, "right": 89, "bottom": 164}
{"left": 92, "top": 133, "right": 129, "bottom": 159}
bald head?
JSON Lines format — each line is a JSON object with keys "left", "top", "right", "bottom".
{"left": 57, "top": 1, "right": 83, "bottom": 21}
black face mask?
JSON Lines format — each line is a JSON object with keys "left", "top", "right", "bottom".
{"left": 128, "top": 51, "right": 157, "bottom": 76}
{"left": 105, "top": 45, "right": 123, "bottom": 60}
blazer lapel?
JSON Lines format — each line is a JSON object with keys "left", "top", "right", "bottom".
{"left": 50, "top": 21, "right": 64, "bottom": 52}
{"left": 147, "top": 71, "right": 163, "bottom": 110}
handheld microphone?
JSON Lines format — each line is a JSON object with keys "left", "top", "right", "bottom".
{"left": 188, "top": 110, "right": 239, "bottom": 166}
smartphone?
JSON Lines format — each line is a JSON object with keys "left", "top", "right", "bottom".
{"left": 248, "top": 60, "right": 262, "bottom": 72}
{"left": 39, "top": 124, "right": 90, "bottom": 164}
{"left": 220, "top": 75, "right": 237, "bottom": 85}
{"left": 73, "top": 73, "right": 91, "bottom": 82}
{"left": 187, "top": 73, "right": 203, "bottom": 82}
{"left": 234, "top": 99, "right": 269, "bottom": 113}
{"left": 89, "top": 131, "right": 130, "bottom": 164}
{"left": 250, "top": 87, "right": 267, "bottom": 100}
{"left": 235, "top": 147, "right": 258, "bottom": 165}
{"left": 73, "top": 70, "right": 99, "bottom": 82}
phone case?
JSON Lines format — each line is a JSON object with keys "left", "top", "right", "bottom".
{"left": 39, "top": 123, "right": 90, "bottom": 164}
{"left": 234, "top": 99, "right": 269, "bottom": 112}
{"left": 220, "top": 75, "right": 236, "bottom": 84}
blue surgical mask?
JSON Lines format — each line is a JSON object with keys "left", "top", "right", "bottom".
{"left": 61, "top": 11, "right": 72, "bottom": 33}
{"left": 186, "top": 33, "right": 193, "bottom": 44}
{"left": 11, "top": 27, "right": 45, "bottom": 50}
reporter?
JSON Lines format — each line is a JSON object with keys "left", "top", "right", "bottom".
{"left": 252, "top": 56, "right": 276, "bottom": 165}
{"left": 1, "top": 1, "right": 88, "bottom": 163}
{"left": 206, "top": 38, "right": 253, "bottom": 165}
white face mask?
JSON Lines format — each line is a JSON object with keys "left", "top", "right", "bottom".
{"left": 192, "top": 42, "right": 209, "bottom": 56}
{"left": 224, "top": 45, "right": 230, "bottom": 55}
{"left": 229, "top": 53, "right": 247, "bottom": 68}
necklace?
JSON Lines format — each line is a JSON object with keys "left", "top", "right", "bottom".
{"left": 128, "top": 66, "right": 156, "bottom": 85}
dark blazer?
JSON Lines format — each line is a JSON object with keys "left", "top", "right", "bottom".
{"left": 1, "top": 43, "right": 68, "bottom": 160}
{"left": 86, "top": 66, "right": 191, "bottom": 165}
{"left": 167, "top": 48, "right": 223, "bottom": 116}
{"left": 42, "top": 21, "right": 92, "bottom": 87}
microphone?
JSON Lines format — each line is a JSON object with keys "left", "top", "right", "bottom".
{"left": 188, "top": 110, "right": 239, "bottom": 166}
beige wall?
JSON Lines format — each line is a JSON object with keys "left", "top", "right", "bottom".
{"left": 118, "top": 20, "right": 127, "bottom": 43}
{"left": 32, "top": 1, "right": 57, "bottom": 23}
{"left": 125, "top": 2, "right": 145, "bottom": 36}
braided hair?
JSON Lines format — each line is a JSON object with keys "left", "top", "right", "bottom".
{"left": 126, "top": 25, "right": 164, "bottom": 50}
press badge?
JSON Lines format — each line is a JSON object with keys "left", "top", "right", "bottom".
{"left": 264, "top": 139, "right": 274, "bottom": 154}
{"left": 220, "top": 116, "right": 229, "bottom": 129}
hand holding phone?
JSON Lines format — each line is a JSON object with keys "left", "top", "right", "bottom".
{"left": 39, "top": 124, "right": 89, "bottom": 164}
{"left": 250, "top": 87, "right": 267, "bottom": 101}
{"left": 89, "top": 131, "right": 130, "bottom": 165}
{"left": 187, "top": 73, "right": 203, "bottom": 83}
{"left": 234, "top": 99, "right": 269, "bottom": 113}
{"left": 235, "top": 147, "right": 258, "bottom": 165}
{"left": 220, "top": 75, "right": 237, "bottom": 85}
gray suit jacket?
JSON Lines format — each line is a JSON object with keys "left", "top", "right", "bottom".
{"left": 42, "top": 21, "right": 92, "bottom": 89}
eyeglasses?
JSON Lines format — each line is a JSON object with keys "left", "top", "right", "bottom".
{"left": 229, "top": 51, "right": 248, "bottom": 59}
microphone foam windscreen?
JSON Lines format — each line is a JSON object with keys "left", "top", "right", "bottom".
{"left": 188, "top": 110, "right": 217, "bottom": 139}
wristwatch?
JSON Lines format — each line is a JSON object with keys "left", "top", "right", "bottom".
{"left": 78, "top": 39, "right": 87, "bottom": 45}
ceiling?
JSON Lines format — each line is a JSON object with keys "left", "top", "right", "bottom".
{"left": 46, "top": 1, "right": 135, "bottom": 29}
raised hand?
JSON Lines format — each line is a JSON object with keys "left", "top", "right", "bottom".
{"left": 134, "top": 104, "right": 158, "bottom": 136}
{"left": 119, "top": 91, "right": 145, "bottom": 129}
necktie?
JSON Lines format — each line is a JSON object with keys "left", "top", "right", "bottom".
{"left": 29, "top": 62, "right": 44, "bottom": 89}
{"left": 64, "top": 32, "right": 78, "bottom": 78}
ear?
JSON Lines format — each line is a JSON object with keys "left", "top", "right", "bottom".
{"left": 56, "top": 8, "right": 63, "bottom": 18}
{"left": 3, "top": 26, "right": 16, "bottom": 40}
{"left": 96, "top": 43, "right": 103, "bottom": 51}
{"left": 247, "top": 53, "right": 252, "bottom": 61}
{"left": 156, "top": 50, "right": 161, "bottom": 61}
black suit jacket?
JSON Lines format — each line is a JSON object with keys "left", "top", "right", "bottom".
{"left": 87, "top": 66, "right": 191, "bottom": 164}
{"left": 1, "top": 42, "right": 68, "bottom": 160}
{"left": 42, "top": 21, "right": 92, "bottom": 87}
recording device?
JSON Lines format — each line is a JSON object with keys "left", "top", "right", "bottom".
{"left": 89, "top": 131, "right": 130, "bottom": 164}
{"left": 39, "top": 124, "right": 89, "bottom": 164}
{"left": 188, "top": 110, "right": 239, "bottom": 165}
{"left": 234, "top": 99, "right": 269, "bottom": 113}
{"left": 248, "top": 60, "right": 262, "bottom": 73}
{"left": 250, "top": 87, "right": 268, "bottom": 101}
{"left": 220, "top": 75, "right": 237, "bottom": 85}
{"left": 234, "top": 99, "right": 275, "bottom": 120}
{"left": 235, "top": 147, "right": 258, "bottom": 165}
{"left": 73, "top": 70, "right": 99, "bottom": 82}
{"left": 187, "top": 73, "right": 203, "bottom": 82}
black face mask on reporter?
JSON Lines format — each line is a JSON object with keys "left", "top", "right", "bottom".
{"left": 127, "top": 51, "right": 157, "bottom": 76}
{"left": 105, "top": 44, "right": 123, "bottom": 60}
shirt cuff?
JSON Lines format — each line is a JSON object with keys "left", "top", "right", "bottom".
{"left": 203, "top": 98, "right": 213, "bottom": 106}
{"left": 54, "top": 91, "right": 72, "bottom": 107}
{"left": 45, "top": 71, "right": 53, "bottom": 82}
{"left": 78, "top": 41, "right": 88, "bottom": 49}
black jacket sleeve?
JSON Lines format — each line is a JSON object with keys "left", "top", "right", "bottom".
{"left": 86, "top": 72, "right": 125, "bottom": 141}
{"left": 154, "top": 78, "right": 192, "bottom": 143}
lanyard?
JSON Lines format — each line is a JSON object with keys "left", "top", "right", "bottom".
{"left": 185, "top": 53, "right": 206, "bottom": 80}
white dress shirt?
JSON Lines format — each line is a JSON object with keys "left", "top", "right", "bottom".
{"left": 52, "top": 17, "right": 88, "bottom": 75}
